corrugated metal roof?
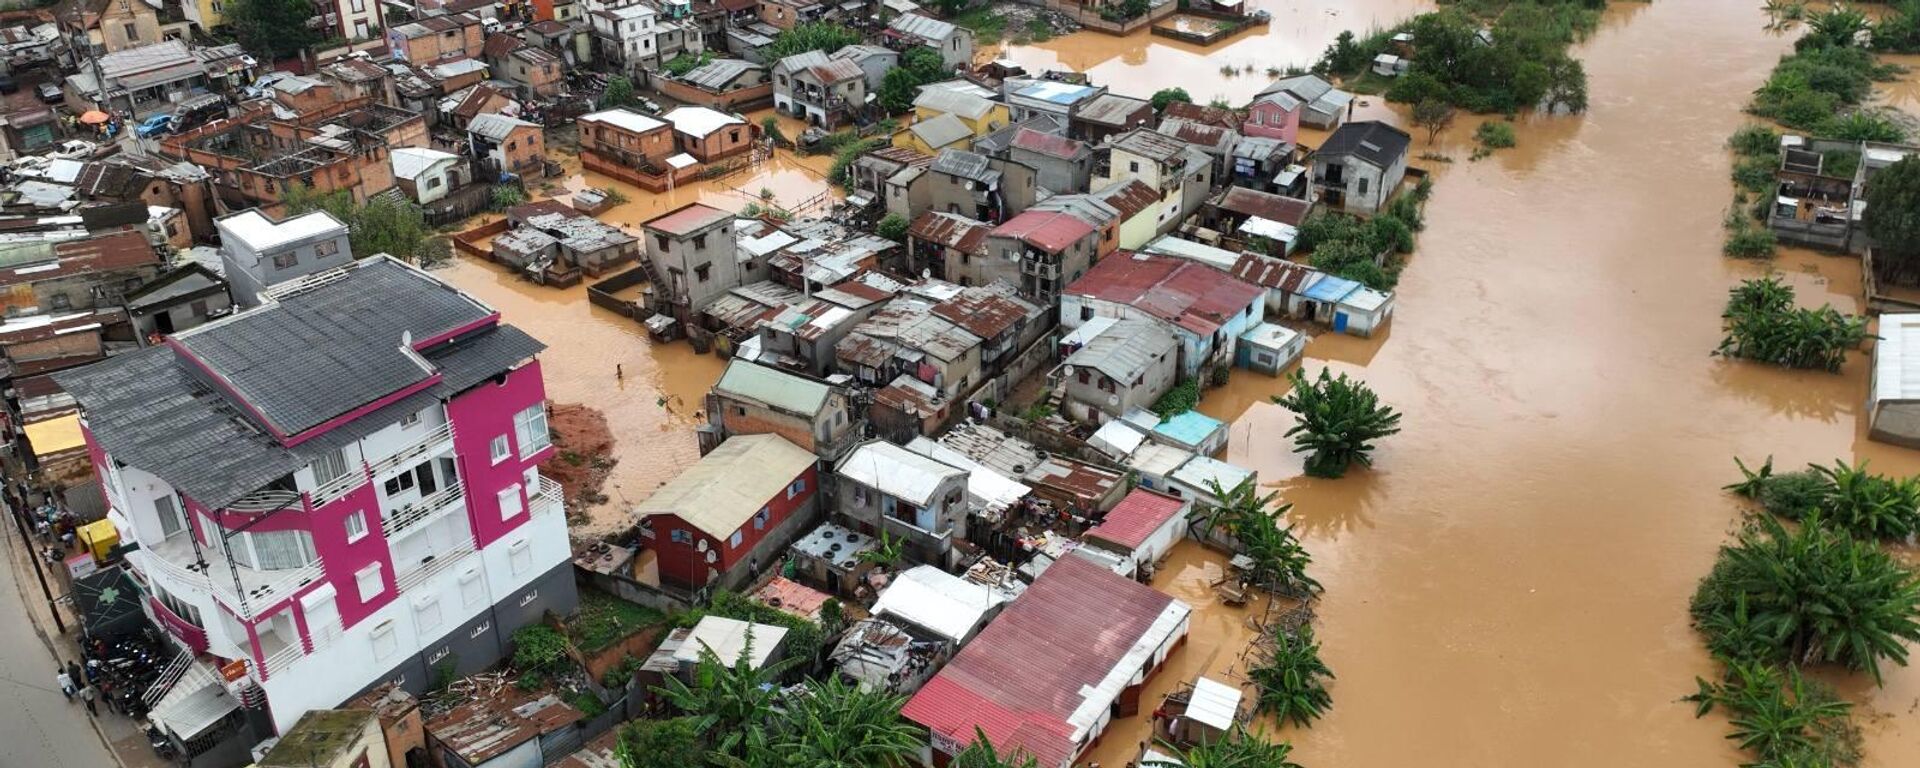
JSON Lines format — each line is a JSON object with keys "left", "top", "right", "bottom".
{"left": 634, "top": 433, "right": 814, "bottom": 539}
{"left": 871, "top": 564, "right": 1008, "bottom": 643}
{"left": 1093, "top": 176, "right": 1160, "bottom": 220}
{"left": 904, "top": 435, "right": 1032, "bottom": 517}
{"left": 1062, "top": 317, "right": 1175, "bottom": 384}
{"left": 914, "top": 87, "right": 996, "bottom": 121}
{"left": 909, "top": 211, "right": 992, "bottom": 256}
{"left": 1217, "top": 187, "right": 1312, "bottom": 226}
{"left": 1084, "top": 488, "right": 1187, "bottom": 551}
{"left": 990, "top": 209, "right": 1095, "bottom": 254}
{"left": 900, "top": 556, "right": 1190, "bottom": 768}
{"left": 1075, "top": 93, "right": 1150, "bottom": 127}
{"left": 888, "top": 11, "right": 960, "bottom": 42}
{"left": 1066, "top": 253, "right": 1266, "bottom": 337}
{"left": 1316, "top": 120, "right": 1410, "bottom": 168}
{"left": 1111, "top": 128, "right": 1190, "bottom": 163}
{"left": 838, "top": 439, "right": 966, "bottom": 506}
{"left": 682, "top": 58, "right": 762, "bottom": 91}
{"left": 931, "top": 148, "right": 998, "bottom": 184}
{"left": 644, "top": 202, "right": 733, "bottom": 236}
{"left": 712, "top": 358, "right": 830, "bottom": 416}
{"left": 931, "top": 282, "right": 1038, "bottom": 340}
{"left": 1010, "top": 127, "right": 1087, "bottom": 160}
{"left": 1230, "top": 252, "right": 1322, "bottom": 293}
{"left": 909, "top": 113, "right": 973, "bottom": 151}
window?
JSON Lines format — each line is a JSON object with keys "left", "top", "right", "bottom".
{"left": 510, "top": 539, "right": 532, "bottom": 575}
{"left": 490, "top": 434, "right": 511, "bottom": 465}
{"left": 787, "top": 478, "right": 806, "bottom": 499}
{"left": 350, "top": 0, "right": 365, "bottom": 11}
{"left": 344, "top": 510, "right": 367, "bottom": 543}
{"left": 401, "top": 410, "right": 421, "bottom": 428}
{"left": 303, "top": 589, "right": 342, "bottom": 646}
{"left": 754, "top": 507, "right": 769, "bottom": 530}
{"left": 514, "top": 404, "right": 551, "bottom": 457}
{"left": 272, "top": 252, "right": 297, "bottom": 270}
{"left": 426, "top": 177, "right": 441, "bottom": 190}
{"left": 459, "top": 567, "right": 484, "bottom": 608}
{"left": 155, "top": 496, "right": 184, "bottom": 538}
{"left": 498, "top": 484, "right": 524, "bottom": 520}
{"left": 692, "top": 234, "right": 707, "bottom": 249}
{"left": 670, "top": 529, "right": 692, "bottom": 544}
{"left": 506, "top": 140, "right": 517, "bottom": 151}
{"left": 369, "top": 619, "right": 397, "bottom": 660}
{"left": 729, "top": 530, "right": 744, "bottom": 549}
{"left": 654, "top": 234, "right": 670, "bottom": 251}
{"left": 413, "top": 593, "right": 441, "bottom": 632}
{"left": 1357, "top": 177, "right": 1370, "bottom": 196}
{"left": 314, "top": 448, "right": 352, "bottom": 485}
{"left": 356, "top": 563, "right": 385, "bottom": 602}
{"left": 1129, "top": 160, "right": 1140, "bottom": 173}
{"left": 236, "top": 529, "right": 318, "bottom": 570}
{"left": 48, "top": 293, "right": 70, "bottom": 310}
{"left": 524, "top": 466, "right": 540, "bottom": 495}
{"left": 315, "top": 240, "right": 338, "bottom": 257}
{"left": 1080, "top": 305, "right": 1094, "bottom": 321}
{"left": 695, "top": 264, "right": 711, "bottom": 283}
{"left": 123, "top": 23, "right": 136, "bottom": 41}
{"left": 383, "top": 472, "right": 415, "bottom": 497}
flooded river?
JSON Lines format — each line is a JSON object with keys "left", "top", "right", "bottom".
{"left": 438, "top": 0, "right": 1920, "bottom": 763}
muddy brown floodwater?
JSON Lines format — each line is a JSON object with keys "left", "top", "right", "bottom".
{"left": 442, "top": 0, "right": 1920, "bottom": 763}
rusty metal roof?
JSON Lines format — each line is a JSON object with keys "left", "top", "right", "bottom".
{"left": 1230, "top": 252, "right": 1322, "bottom": 293}
{"left": 931, "top": 282, "right": 1037, "bottom": 340}
{"left": 427, "top": 693, "right": 583, "bottom": 765}
{"left": 644, "top": 202, "right": 733, "bottom": 236}
{"left": 1009, "top": 127, "right": 1088, "bottom": 160}
{"left": 1216, "top": 187, "right": 1312, "bottom": 226}
{"left": 990, "top": 209, "right": 1094, "bottom": 255}
{"left": 0, "top": 231, "right": 158, "bottom": 289}
{"left": 909, "top": 211, "right": 992, "bottom": 256}
{"left": 1084, "top": 488, "right": 1188, "bottom": 551}
{"left": 1066, "top": 253, "right": 1265, "bottom": 337}
{"left": 1093, "top": 177, "right": 1159, "bottom": 221}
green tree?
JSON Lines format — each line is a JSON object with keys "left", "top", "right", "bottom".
{"left": 1412, "top": 99, "right": 1454, "bottom": 142}
{"left": 1686, "top": 660, "right": 1860, "bottom": 767}
{"left": 1806, "top": 4, "right": 1872, "bottom": 48}
{"left": 616, "top": 717, "right": 709, "bottom": 768}
{"left": 492, "top": 185, "right": 528, "bottom": 210}
{"left": 767, "top": 677, "right": 921, "bottom": 768}
{"left": 284, "top": 184, "right": 434, "bottom": 264}
{"left": 653, "top": 635, "right": 802, "bottom": 759}
{"left": 1145, "top": 727, "right": 1304, "bottom": 768}
{"left": 1150, "top": 87, "right": 1192, "bottom": 112}
{"left": 1864, "top": 157, "right": 1920, "bottom": 273}
{"left": 875, "top": 213, "right": 909, "bottom": 242}
{"left": 1715, "top": 276, "right": 1869, "bottom": 372}
{"left": 600, "top": 76, "right": 640, "bottom": 110}
{"left": 1690, "top": 514, "right": 1920, "bottom": 682}
{"left": 857, "top": 530, "right": 905, "bottom": 568}
{"left": 1272, "top": 368, "right": 1403, "bottom": 478}
{"left": 765, "top": 22, "right": 862, "bottom": 60}
{"left": 878, "top": 48, "right": 952, "bottom": 113}
{"left": 222, "top": 0, "right": 322, "bottom": 60}
{"left": 1197, "top": 479, "right": 1320, "bottom": 598}
{"left": 1248, "top": 625, "right": 1335, "bottom": 727}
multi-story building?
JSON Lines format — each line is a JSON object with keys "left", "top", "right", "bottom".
{"left": 1095, "top": 128, "right": 1214, "bottom": 238}
{"left": 586, "top": 1, "right": 658, "bottom": 74}
{"left": 642, "top": 202, "right": 738, "bottom": 325}
{"left": 771, "top": 50, "right": 865, "bottom": 128}
{"left": 159, "top": 97, "right": 421, "bottom": 214}
{"left": 55, "top": 256, "right": 575, "bottom": 741}
{"left": 926, "top": 149, "right": 1036, "bottom": 225}
{"left": 215, "top": 208, "right": 353, "bottom": 307}
{"left": 327, "top": 0, "right": 385, "bottom": 42}
{"left": 386, "top": 14, "right": 488, "bottom": 64}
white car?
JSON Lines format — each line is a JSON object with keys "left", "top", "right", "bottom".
{"left": 49, "top": 140, "right": 95, "bottom": 160}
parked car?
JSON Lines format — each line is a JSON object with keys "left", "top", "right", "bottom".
{"left": 134, "top": 114, "right": 173, "bottom": 138}
{"left": 48, "top": 140, "right": 96, "bottom": 160}
{"left": 0, "top": 74, "right": 18, "bottom": 94}
{"left": 36, "top": 83, "right": 59, "bottom": 103}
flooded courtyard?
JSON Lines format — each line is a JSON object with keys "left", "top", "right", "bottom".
{"left": 439, "top": 0, "right": 1920, "bottom": 764}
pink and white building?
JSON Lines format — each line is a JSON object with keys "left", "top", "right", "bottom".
{"left": 56, "top": 256, "right": 575, "bottom": 744}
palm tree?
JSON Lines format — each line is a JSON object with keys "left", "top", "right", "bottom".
{"left": 950, "top": 729, "right": 1039, "bottom": 768}
{"left": 1248, "top": 625, "right": 1334, "bottom": 727}
{"left": 1806, "top": 4, "right": 1871, "bottom": 47}
{"left": 652, "top": 630, "right": 802, "bottom": 759}
{"left": 858, "top": 531, "right": 905, "bottom": 568}
{"left": 1272, "top": 367, "right": 1402, "bottom": 478}
{"left": 1200, "top": 479, "right": 1321, "bottom": 598}
{"left": 1143, "top": 727, "right": 1303, "bottom": 768}
{"left": 768, "top": 676, "right": 921, "bottom": 768}
{"left": 1690, "top": 514, "right": 1920, "bottom": 682}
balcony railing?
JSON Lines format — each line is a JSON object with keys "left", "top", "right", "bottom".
{"left": 226, "top": 489, "right": 303, "bottom": 514}
{"left": 879, "top": 515, "right": 953, "bottom": 556}
{"left": 133, "top": 543, "right": 326, "bottom": 621}
{"left": 258, "top": 640, "right": 305, "bottom": 680}
{"left": 529, "top": 476, "right": 565, "bottom": 519}
{"left": 395, "top": 534, "right": 478, "bottom": 594}
{"left": 383, "top": 480, "right": 466, "bottom": 538}
{"left": 311, "top": 466, "right": 366, "bottom": 508}
{"left": 367, "top": 422, "right": 454, "bottom": 480}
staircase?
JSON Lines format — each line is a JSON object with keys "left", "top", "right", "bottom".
{"left": 143, "top": 649, "right": 194, "bottom": 708}
{"left": 148, "top": 657, "right": 224, "bottom": 721}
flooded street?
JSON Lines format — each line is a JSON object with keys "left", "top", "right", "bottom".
{"left": 444, "top": 0, "right": 1920, "bottom": 762}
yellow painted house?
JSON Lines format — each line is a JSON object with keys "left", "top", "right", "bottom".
{"left": 894, "top": 86, "right": 1007, "bottom": 154}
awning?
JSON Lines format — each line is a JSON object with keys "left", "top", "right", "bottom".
{"left": 666, "top": 153, "right": 698, "bottom": 170}
{"left": 1186, "top": 677, "right": 1242, "bottom": 731}
{"left": 1274, "top": 163, "right": 1305, "bottom": 186}
{"left": 149, "top": 664, "right": 238, "bottom": 741}
{"left": 23, "top": 413, "right": 84, "bottom": 459}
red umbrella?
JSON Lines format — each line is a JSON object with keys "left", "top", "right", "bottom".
{"left": 78, "top": 111, "right": 110, "bottom": 125}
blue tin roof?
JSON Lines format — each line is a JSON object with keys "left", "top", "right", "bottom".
{"left": 1153, "top": 410, "right": 1225, "bottom": 449}
{"left": 1301, "top": 275, "right": 1362, "bottom": 302}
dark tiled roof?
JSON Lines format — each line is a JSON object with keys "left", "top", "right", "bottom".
{"left": 172, "top": 258, "right": 492, "bottom": 438}
{"left": 1316, "top": 120, "right": 1410, "bottom": 169}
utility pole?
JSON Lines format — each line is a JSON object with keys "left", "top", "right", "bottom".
{"left": 4, "top": 493, "right": 68, "bottom": 634}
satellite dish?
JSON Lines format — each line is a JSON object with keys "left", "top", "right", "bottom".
{"left": 696, "top": 540, "right": 710, "bottom": 553}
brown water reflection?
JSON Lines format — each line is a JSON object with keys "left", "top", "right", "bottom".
{"left": 1091, "top": 1, "right": 1920, "bottom": 765}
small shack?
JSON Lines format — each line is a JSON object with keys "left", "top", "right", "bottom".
{"left": 1162, "top": 677, "right": 1245, "bottom": 746}
{"left": 1150, "top": 410, "right": 1229, "bottom": 456}
{"left": 1236, "top": 322, "right": 1305, "bottom": 375}
{"left": 1083, "top": 488, "right": 1192, "bottom": 573}
{"left": 790, "top": 521, "right": 879, "bottom": 595}
{"left": 1297, "top": 275, "right": 1394, "bottom": 337}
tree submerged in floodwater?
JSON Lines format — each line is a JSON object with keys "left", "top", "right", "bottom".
{"left": 1714, "top": 276, "right": 1870, "bottom": 372}
{"left": 1197, "top": 479, "right": 1321, "bottom": 599}
{"left": 1146, "top": 726, "right": 1304, "bottom": 768}
{"left": 1272, "top": 368, "right": 1403, "bottom": 478}
{"left": 1248, "top": 625, "right": 1335, "bottom": 728}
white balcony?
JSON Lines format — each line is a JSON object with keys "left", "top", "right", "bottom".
{"left": 529, "top": 476, "right": 564, "bottom": 519}
{"left": 135, "top": 535, "right": 324, "bottom": 621}
{"left": 394, "top": 532, "right": 478, "bottom": 594}
{"left": 311, "top": 466, "right": 366, "bottom": 508}
{"left": 226, "top": 489, "right": 304, "bottom": 514}
{"left": 383, "top": 480, "right": 465, "bottom": 538}
{"left": 367, "top": 422, "right": 455, "bottom": 480}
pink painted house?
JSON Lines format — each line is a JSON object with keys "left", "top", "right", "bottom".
{"left": 56, "top": 255, "right": 575, "bottom": 751}
{"left": 1243, "top": 89, "right": 1302, "bottom": 144}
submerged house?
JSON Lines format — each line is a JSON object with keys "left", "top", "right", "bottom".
{"left": 1311, "top": 120, "right": 1410, "bottom": 215}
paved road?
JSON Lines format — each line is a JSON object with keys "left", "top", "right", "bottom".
{"left": 0, "top": 527, "right": 121, "bottom": 768}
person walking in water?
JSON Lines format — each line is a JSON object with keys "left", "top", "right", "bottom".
{"left": 55, "top": 667, "right": 74, "bottom": 700}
